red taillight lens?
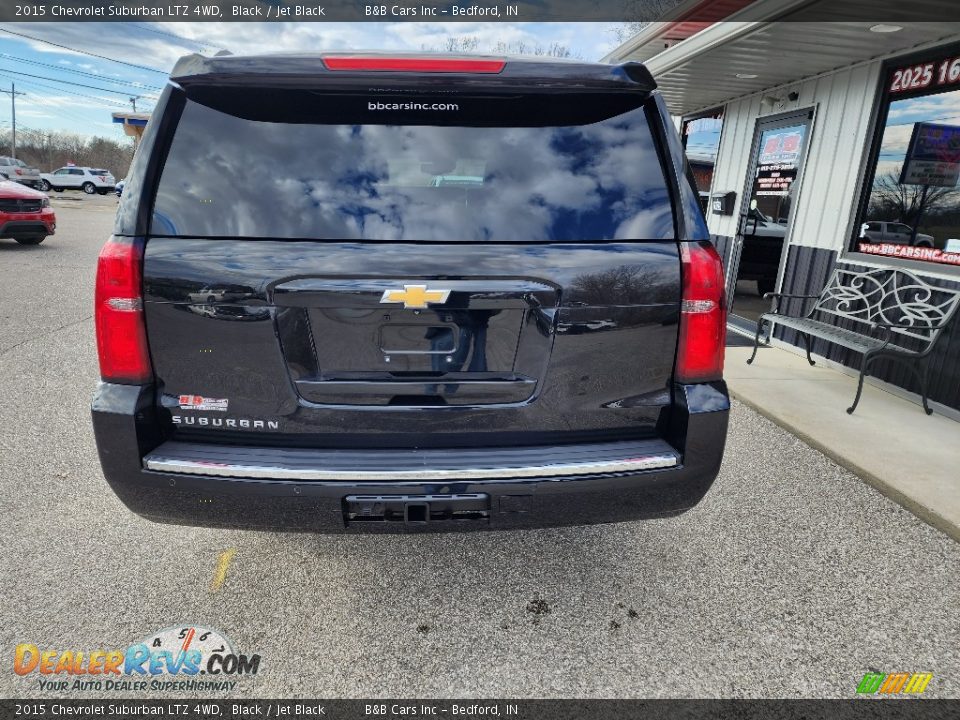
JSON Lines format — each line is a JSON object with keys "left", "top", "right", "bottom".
{"left": 676, "top": 242, "right": 726, "bottom": 384}
{"left": 15, "top": 168, "right": 23, "bottom": 175}
{"left": 95, "top": 236, "right": 151, "bottom": 384}
{"left": 323, "top": 56, "right": 505, "bottom": 73}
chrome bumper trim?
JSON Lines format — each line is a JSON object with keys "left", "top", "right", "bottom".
{"left": 144, "top": 453, "right": 679, "bottom": 481}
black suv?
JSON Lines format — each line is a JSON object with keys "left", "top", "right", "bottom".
{"left": 92, "top": 53, "right": 729, "bottom": 532}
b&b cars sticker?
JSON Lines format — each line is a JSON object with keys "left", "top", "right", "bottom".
{"left": 178, "top": 395, "right": 228, "bottom": 412}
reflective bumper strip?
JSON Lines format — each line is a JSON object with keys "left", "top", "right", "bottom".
{"left": 143, "top": 453, "right": 679, "bottom": 481}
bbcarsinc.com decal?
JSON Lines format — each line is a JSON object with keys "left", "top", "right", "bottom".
{"left": 13, "top": 625, "right": 261, "bottom": 693}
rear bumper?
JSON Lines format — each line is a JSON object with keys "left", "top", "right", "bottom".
{"left": 92, "top": 382, "right": 729, "bottom": 532}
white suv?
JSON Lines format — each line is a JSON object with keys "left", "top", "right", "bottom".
{"left": 38, "top": 167, "right": 116, "bottom": 195}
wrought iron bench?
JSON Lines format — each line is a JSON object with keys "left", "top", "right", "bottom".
{"left": 746, "top": 266, "right": 960, "bottom": 414}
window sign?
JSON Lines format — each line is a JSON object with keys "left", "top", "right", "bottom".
{"left": 855, "top": 50, "right": 960, "bottom": 268}
{"left": 889, "top": 56, "right": 960, "bottom": 94}
{"left": 758, "top": 130, "right": 803, "bottom": 165}
{"left": 754, "top": 128, "right": 803, "bottom": 199}
{"left": 899, "top": 122, "right": 960, "bottom": 187}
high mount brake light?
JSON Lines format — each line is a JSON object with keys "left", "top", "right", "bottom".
{"left": 322, "top": 56, "right": 506, "bottom": 73}
{"left": 676, "top": 242, "right": 726, "bottom": 384}
{"left": 95, "top": 236, "right": 152, "bottom": 384}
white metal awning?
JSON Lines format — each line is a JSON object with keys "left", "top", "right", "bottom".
{"left": 605, "top": 0, "right": 960, "bottom": 115}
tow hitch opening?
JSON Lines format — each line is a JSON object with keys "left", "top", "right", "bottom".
{"left": 344, "top": 494, "right": 490, "bottom": 525}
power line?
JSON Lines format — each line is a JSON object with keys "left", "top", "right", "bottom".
{"left": 0, "top": 73, "right": 149, "bottom": 112}
{"left": 0, "top": 27, "right": 169, "bottom": 75}
{"left": 130, "top": 23, "right": 224, "bottom": 52}
{"left": 6, "top": 77, "right": 135, "bottom": 108}
{"left": 14, "top": 98, "right": 97, "bottom": 131}
{"left": 0, "top": 67, "right": 159, "bottom": 98}
{"left": 884, "top": 112, "right": 960, "bottom": 128}
{"left": 0, "top": 53, "right": 164, "bottom": 92}
{"left": 0, "top": 83, "right": 24, "bottom": 157}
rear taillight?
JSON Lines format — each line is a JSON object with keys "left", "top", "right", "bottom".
{"left": 676, "top": 241, "right": 726, "bottom": 384}
{"left": 322, "top": 56, "right": 505, "bottom": 73}
{"left": 95, "top": 236, "right": 151, "bottom": 384}
{"left": 15, "top": 168, "right": 22, "bottom": 175}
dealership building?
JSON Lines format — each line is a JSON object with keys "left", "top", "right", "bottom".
{"left": 607, "top": 0, "right": 960, "bottom": 415}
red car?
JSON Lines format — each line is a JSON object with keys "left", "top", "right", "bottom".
{"left": 0, "top": 179, "right": 56, "bottom": 245}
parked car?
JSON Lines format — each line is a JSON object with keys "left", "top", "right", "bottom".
{"left": 0, "top": 180, "right": 56, "bottom": 245}
{"left": 739, "top": 207, "right": 788, "bottom": 295}
{"left": 92, "top": 52, "right": 729, "bottom": 532}
{"left": 860, "top": 221, "right": 935, "bottom": 248}
{"left": 0, "top": 156, "right": 42, "bottom": 188}
{"left": 38, "top": 167, "right": 115, "bottom": 195}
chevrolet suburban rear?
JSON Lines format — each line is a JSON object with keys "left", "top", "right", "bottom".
{"left": 91, "top": 53, "right": 729, "bottom": 532}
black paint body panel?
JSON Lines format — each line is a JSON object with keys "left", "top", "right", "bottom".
{"left": 142, "top": 240, "right": 681, "bottom": 446}
{"left": 96, "top": 53, "right": 729, "bottom": 531}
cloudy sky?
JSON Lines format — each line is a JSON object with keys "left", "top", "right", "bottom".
{"left": 0, "top": 22, "right": 626, "bottom": 141}
{"left": 876, "top": 87, "right": 960, "bottom": 177}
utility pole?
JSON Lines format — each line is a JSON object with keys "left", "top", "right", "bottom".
{"left": 1, "top": 84, "right": 25, "bottom": 159}
{"left": 129, "top": 96, "right": 138, "bottom": 113}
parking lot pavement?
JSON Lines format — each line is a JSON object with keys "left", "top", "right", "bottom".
{"left": 1, "top": 198, "right": 958, "bottom": 699}
{"left": 0, "top": 193, "right": 116, "bottom": 355}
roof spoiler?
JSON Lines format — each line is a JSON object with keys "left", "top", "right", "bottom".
{"left": 169, "top": 53, "right": 657, "bottom": 94}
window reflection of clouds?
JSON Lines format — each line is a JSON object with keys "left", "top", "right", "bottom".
{"left": 152, "top": 101, "right": 673, "bottom": 241}
{"left": 145, "top": 240, "right": 680, "bottom": 304}
{"left": 873, "top": 90, "right": 960, "bottom": 179}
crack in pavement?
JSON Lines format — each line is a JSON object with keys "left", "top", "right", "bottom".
{"left": 0, "top": 314, "right": 93, "bottom": 357}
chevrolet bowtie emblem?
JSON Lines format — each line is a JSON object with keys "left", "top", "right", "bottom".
{"left": 380, "top": 284, "right": 452, "bottom": 310}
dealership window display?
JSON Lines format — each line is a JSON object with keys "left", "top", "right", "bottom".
{"left": 855, "top": 49, "right": 960, "bottom": 268}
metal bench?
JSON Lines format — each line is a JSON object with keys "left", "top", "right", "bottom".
{"left": 746, "top": 266, "right": 960, "bottom": 415}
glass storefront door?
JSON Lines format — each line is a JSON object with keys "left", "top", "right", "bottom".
{"left": 726, "top": 110, "right": 813, "bottom": 328}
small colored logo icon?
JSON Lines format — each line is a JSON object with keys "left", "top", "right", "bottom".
{"left": 856, "top": 672, "right": 932, "bottom": 695}
{"left": 380, "top": 284, "right": 452, "bottom": 309}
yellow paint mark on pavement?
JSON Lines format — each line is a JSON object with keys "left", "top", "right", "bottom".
{"left": 210, "top": 548, "right": 236, "bottom": 592}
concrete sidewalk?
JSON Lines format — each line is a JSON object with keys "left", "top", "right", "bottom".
{"left": 725, "top": 341, "right": 960, "bottom": 543}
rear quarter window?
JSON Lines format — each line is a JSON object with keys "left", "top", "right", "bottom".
{"left": 150, "top": 93, "right": 675, "bottom": 242}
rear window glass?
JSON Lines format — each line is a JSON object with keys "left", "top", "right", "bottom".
{"left": 151, "top": 95, "right": 674, "bottom": 242}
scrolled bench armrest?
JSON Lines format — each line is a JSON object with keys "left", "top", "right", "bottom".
{"left": 763, "top": 292, "right": 821, "bottom": 315}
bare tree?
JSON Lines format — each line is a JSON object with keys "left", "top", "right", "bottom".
{"left": 610, "top": 0, "right": 689, "bottom": 45}
{"left": 0, "top": 128, "right": 134, "bottom": 178}
{"left": 869, "top": 172, "right": 960, "bottom": 225}
{"left": 571, "top": 265, "right": 664, "bottom": 305}
{"left": 442, "top": 36, "right": 481, "bottom": 53}
{"left": 611, "top": 22, "right": 652, "bottom": 46}
{"left": 423, "top": 36, "right": 578, "bottom": 59}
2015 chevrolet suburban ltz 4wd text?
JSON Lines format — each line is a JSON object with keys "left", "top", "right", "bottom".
{"left": 92, "top": 53, "right": 729, "bottom": 532}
